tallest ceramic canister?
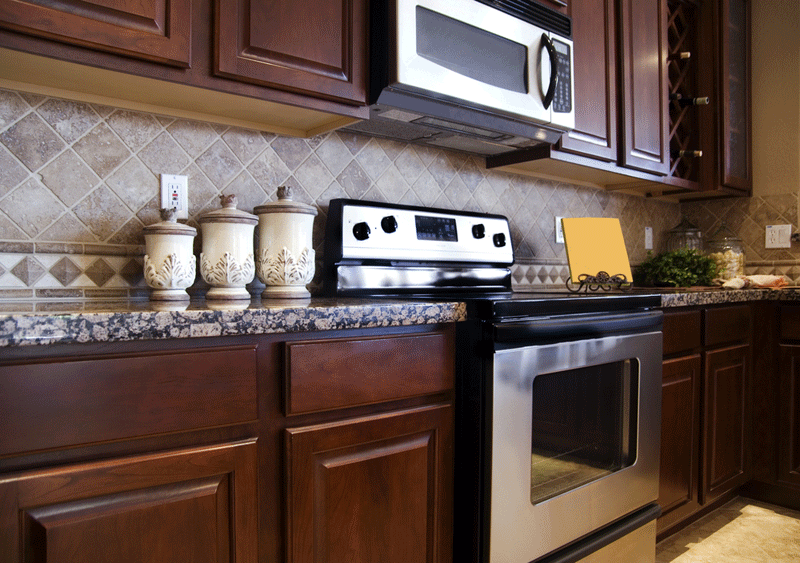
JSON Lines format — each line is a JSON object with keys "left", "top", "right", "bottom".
{"left": 199, "top": 194, "right": 258, "bottom": 300}
{"left": 254, "top": 186, "right": 318, "bottom": 299}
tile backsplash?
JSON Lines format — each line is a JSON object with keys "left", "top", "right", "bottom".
{"left": 0, "top": 87, "right": 724, "bottom": 299}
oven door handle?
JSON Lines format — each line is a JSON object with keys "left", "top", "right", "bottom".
{"left": 493, "top": 310, "right": 663, "bottom": 343}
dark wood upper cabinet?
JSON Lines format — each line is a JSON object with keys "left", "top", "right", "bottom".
{"left": 557, "top": 0, "right": 618, "bottom": 162}
{"left": 0, "top": 0, "right": 191, "bottom": 66}
{"left": 215, "top": 0, "right": 368, "bottom": 105}
{"left": 618, "top": 0, "right": 669, "bottom": 175}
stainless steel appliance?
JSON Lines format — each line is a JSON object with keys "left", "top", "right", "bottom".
{"left": 322, "top": 199, "right": 662, "bottom": 563}
{"left": 342, "top": 0, "right": 575, "bottom": 157}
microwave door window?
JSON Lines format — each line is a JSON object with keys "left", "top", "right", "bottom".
{"left": 415, "top": 6, "right": 527, "bottom": 94}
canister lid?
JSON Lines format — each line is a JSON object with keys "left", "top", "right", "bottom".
{"left": 254, "top": 186, "right": 318, "bottom": 216}
{"left": 199, "top": 194, "right": 258, "bottom": 225}
{"left": 143, "top": 208, "right": 197, "bottom": 236}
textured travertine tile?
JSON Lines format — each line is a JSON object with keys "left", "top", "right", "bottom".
{"left": 0, "top": 178, "right": 65, "bottom": 237}
{"left": 314, "top": 134, "right": 352, "bottom": 177}
{"left": 138, "top": 131, "right": 190, "bottom": 176}
{"left": 106, "top": 109, "right": 162, "bottom": 151}
{"left": 195, "top": 139, "right": 242, "bottom": 187}
{"left": 443, "top": 173, "right": 473, "bottom": 210}
{"left": 222, "top": 127, "right": 268, "bottom": 165}
{"left": 294, "top": 153, "right": 334, "bottom": 200}
{"left": 105, "top": 157, "right": 157, "bottom": 212}
{"left": 0, "top": 89, "right": 29, "bottom": 128}
{"left": 39, "top": 212, "right": 96, "bottom": 243}
{"left": 393, "top": 146, "right": 426, "bottom": 184}
{"left": 73, "top": 123, "right": 130, "bottom": 177}
{"left": 411, "top": 170, "right": 444, "bottom": 207}
{"left": 72, "top": 185, "right": 131, "bottom": 240}
{"left": 271, "top": 136, "right": 311, "bottom": 170}
{"left": 40, "top": 150, "right": 100, "bottom": 206}
{"left": 223, "top": 171, "right": 267, "bottom": 213}
{"left": 355, "top": 139, "right": 392, "bottom": 180}
{"left": 37, "top": 99, "right": 99, "bottom": 143}
{"left": 336, "top": 160, "right": 372, "bottom": 199}
{"left": 375, "top": 165, "right": 410, "bottom": 202}
{"left": 167, "top": 119, "right": 218, "bottom": 157}
{"left": 0, "top": 145, "right": 28, "bottom": 198}
{"left": 247, "top": 146, "right": 292, "bottom": 192}
{"left": 0, "top": 113, "right": 65, "bottom": 171}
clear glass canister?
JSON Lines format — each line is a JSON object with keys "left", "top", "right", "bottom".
{"left": 666, "top": 216, "right": 703, "bottom": 252}
{"left": 706, "top": 224, "right": 745, "bottom": 280}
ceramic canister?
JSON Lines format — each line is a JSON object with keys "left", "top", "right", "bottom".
{"left": 142, "top": 208, "right": 197, "bottom": 301}
{"left": 254, "top": 186, "right": 318, "bottom": 299}
{"left": 199, "top": 194, "right": 258, "bottom": 300}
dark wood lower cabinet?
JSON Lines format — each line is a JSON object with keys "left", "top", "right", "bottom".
{"left": 778, "top": 344, "right": 800, "bottom": 488}
{"left": 0, "top": 323, "right": 456, "bottom": 563}
{"left": 657, "top": 354, "right": 701, "bottom": 535}
{"left": 702, "top": 344, "right": 750, "bottom": 503}
{"left": 0, "top": 440, "right": 258, "bottom": 563}
{"left": 285, "top": 405, "right": 453, "bottom": 563}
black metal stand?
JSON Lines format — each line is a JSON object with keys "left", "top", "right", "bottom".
{"left": 566, "top": 271, "right": 632, "bottom": 293}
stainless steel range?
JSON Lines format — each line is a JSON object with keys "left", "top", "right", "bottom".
{"left": 322, "top": 199, "right": 662, "bottom": 563}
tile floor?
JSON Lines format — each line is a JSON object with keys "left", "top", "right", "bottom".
{"left": 655, "top": 497, "right": 800, "bottom": 562}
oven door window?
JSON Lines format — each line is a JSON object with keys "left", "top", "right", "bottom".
{"left": 529, "top": 359, "right": 638, "bottom": 504}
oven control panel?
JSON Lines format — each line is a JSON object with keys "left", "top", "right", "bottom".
{"left": 331, "top": 200, "right": 513, "bottom": 264}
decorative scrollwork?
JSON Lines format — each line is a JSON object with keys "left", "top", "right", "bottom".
{"left": 566, "top": 271, "right": 632, "bottom": 293}
{"left": 144, "top": 253, "right": 196, "bottom": 289}
{"left": 200, "top": 252, "right": 255, "bottom": 285}
{"left": 257, "top": 247, "right": 315, "bottom": 286}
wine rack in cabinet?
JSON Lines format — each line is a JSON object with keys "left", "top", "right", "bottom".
{"left": 666, "top": 0, "right": 704, "bottom": 190}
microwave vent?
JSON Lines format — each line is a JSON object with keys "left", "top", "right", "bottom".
{"left": 476, "top": 0, "right": 572, "bottom": 38}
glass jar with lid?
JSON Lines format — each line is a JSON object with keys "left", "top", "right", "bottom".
{"left": 665, "top": 216, "right": 703, "bottom": 252}
{"left": 706, "top": 223, "right": 744, "bottom": 280}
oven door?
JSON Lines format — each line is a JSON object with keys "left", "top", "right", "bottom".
{"left": 395, "top": 0, "right": 574, "bottom": 129}
{"left": 489, "top": 314, "right": 662, "bottom": 563}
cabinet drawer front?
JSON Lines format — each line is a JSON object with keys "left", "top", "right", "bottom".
{"left": 0, "top": 346, "right": 258, "bottom": 456}
{"left": 663, "top": 310, "right": 702, "bottom": 356}
{"left": 285, "top": 331, "right": 454, "bottom": 415}
{"left": 704, "top": 305, "right": 751, "bottom": 347}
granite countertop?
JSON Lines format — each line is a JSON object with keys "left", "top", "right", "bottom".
{"left": 0, "top": 298, "right": 468, "bottom": 348}
{"left": 3, "top": 287, "right": 800, "bottom": 348}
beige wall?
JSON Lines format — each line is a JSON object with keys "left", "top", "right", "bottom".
{"left": 751, "top": 0, "right": 800, "bottom": 198}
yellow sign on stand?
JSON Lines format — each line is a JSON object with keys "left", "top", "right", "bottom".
{"left": 561, "top": 218, "right": 633, "bottom": 282}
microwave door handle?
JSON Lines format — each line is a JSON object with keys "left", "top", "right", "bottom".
{"left": 541, "top": 33, "right": 558, "bottom": 110}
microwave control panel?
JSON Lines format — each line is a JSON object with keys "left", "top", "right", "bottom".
{"left": 552, "top": 38, "right": 572, "bottom": 114}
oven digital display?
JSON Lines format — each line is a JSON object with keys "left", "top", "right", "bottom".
{"left": 415, "top": 215, "right": 458, "bottom": 241}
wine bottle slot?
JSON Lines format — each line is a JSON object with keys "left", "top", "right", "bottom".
{"left": 673, "top": 96, "right": 710, "bottom": 107}
{"left": 668, "top": 51, "right": 691, "bottom": 60}
{"left": 672, "top": 150, "right": 703, "bottom": 158}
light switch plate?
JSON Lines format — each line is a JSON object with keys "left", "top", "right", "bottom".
{"left": 555, "top": 217, "right": 565, "bottom": 244}
{"left": 644, "top": 227, "right": 653, "bottom": 250}
{"left": 766, "top": 224, "right": 792, "bottom": 248}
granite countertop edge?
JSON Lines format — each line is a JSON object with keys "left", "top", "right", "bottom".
{"left": 0, "top": 299, "right": 469, "bottom": 348}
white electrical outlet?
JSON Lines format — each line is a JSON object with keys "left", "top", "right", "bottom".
{"left": 555, "top": 217, "right": 565, "bottom": 243}
{"left": 645, "top": 227, "right": 653, "bottom": 250}
{"left": 766, "top": 224, "right": 792, "bottom": 248}
{"left": 160, "top": 174, "right": 188, "bottom": 220}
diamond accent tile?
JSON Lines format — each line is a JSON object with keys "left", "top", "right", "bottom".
{"left": 120, "top": 258, "right": 144, "bottom": 286}
{"left": 85, "top": 258, "right": 115, "bottom": 287}
{"left": 50, "top": 256, "right": 82, "bottom": 286}
{"left": 11, "top": 256, "right": 46, "bottom": 286}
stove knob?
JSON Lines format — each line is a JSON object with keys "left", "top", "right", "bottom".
{"left": 353, "top": 222, "right": 371, "bottom": 241}
{"left": 493, "top": 233, "right": 507, "bottom": 247}
{"left": 381, "top": 215, "right": 398, "bottom": 233}
{"left": 472, "top": 224, "right": 486, "bottom": 239}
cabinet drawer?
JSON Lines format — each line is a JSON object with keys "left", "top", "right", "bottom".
{"left": 663, "top": 310, "right": 702, "bottom": 356}
{"left": 704, "top": 305, "right": 751, "bottom": 347}
{"left": 285, "top": 331, "right": 454, "bottom": 415}
{"left": 0, "top": 346, "right": 258, "bottom": 456}
{"left": 780, "top": 305, "right": 800, "bottom": 341}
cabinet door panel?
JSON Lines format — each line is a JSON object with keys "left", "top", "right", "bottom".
{"left": 0, "top": 440, "right": 258, "bottom": 563}
{"left": 778, "top": 345, "right": 800, "bottom": 487}
{"left": 558, "top": 0, "right": 617, "bottom": 161}
{"left": 285, "top": 405, "right": 453, "bottom": 563}
{"left": 657, "top": 354, "right": 702, "bottom": 535}
{"left": 0, "top": 0, "right": 191, "bottom": 66}
{"left": 703, "top": 344, "right": 750, "bottom": 503}
{"left": 215, "top": 0, "right": 367, "bottom": 104}
{"left": 619, "top": 0, "right": 669, "bottom": 175}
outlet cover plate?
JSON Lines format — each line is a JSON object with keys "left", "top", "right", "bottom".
{"left": 160, "top": 174, "right": 188, "bottom": 220}
{"left": 766, "top": 224, "right": 792, "bottom": 248}
{"left": 555, "top": 217, "right": 564, "bottom": 243}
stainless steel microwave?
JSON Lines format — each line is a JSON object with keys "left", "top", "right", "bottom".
{"left": 343, "top": 0, "right": 575, "bottom": 157}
